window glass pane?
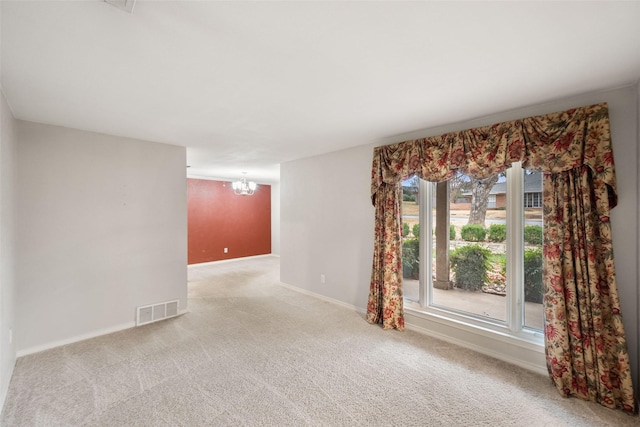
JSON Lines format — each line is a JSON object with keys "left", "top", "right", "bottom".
{"left": 431, "top": 172, "right": 506, "bottom": 322}
{"left": 523, "top": 171, "right": 544, "bottom": 330}
{"left": 401, "top": 176, "right": 420, "bottom": 302}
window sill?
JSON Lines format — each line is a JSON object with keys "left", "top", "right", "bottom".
{"left": 404, "top": 302, "right": 547, "bottom": 376}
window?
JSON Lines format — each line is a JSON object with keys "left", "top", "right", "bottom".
{"left": 487, "top": 195, "right": 497, "bottom": 209}
{"left": 524, "top": 192, "right": 542, "bottom": 208}
{"left": 402, "top": 163, "right": 543, "bottom": 342}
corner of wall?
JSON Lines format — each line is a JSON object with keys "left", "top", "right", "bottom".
{"left": 271, "top": 182, "right": 281, "bottom": 256}
{"left": 636, "top": 79, "right": 640, "bottom": 406}
{"left": 0, "top": 88, "right": 18, "bottom": 412}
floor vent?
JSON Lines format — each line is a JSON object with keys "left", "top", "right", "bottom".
{"left": 104, "top": 0, "right": 136, "bottom": 14}
{"left": 136, "top": 300, "right": 180, "bottom": 326}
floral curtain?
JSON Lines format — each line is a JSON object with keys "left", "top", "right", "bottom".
{"left": 367, "top": 103, "right": 635, "bottom": 412}
{"left": 544, "top": 167, "right": 635, "bottom": 411}
{"left": 365, "top": 181, "right": 404, "bottom": 329}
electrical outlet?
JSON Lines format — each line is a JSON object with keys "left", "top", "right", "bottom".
{"left": 320, "top": 274, "right": 326, "bottom": 284}
{"left": 8, "top": 329, "right": 12, "bottom": 345}
{"left": 224, "top": 248, "right": 228, "bottom": 253}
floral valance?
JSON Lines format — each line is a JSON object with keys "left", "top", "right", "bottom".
{"left": 370, "top": 103, "right": 616, "bottom": 207}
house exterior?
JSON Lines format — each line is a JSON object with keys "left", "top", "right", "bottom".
{"left": 453, "top": 172, "right": 542, "bottom": 210}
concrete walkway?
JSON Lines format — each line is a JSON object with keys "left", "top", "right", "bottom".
{"left": 403, "top": 279, "right": 544, "bottom": 330}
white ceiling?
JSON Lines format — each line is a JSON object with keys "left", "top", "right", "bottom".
{"left": 2, "top": 1, "right": 640, "bottom": 183}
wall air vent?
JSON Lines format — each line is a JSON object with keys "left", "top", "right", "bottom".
{"left": 136, "top": 299, "right": 180, "bottom": 326}
{"left": 104, "top": 0, "right": 136, "bottom": 14}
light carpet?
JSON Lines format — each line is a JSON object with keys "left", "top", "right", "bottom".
{"left": 1, "top": 255, "right": 637, "bottom": 426}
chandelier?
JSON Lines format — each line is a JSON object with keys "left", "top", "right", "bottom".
{"left": 232, "top": 177, "right": 257, "bottom": 196}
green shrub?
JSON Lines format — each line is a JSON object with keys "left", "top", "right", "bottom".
{"left": 488, "top": 224, "right": 506, "bottom": 242}
{"left": 450, "top": 224, "right": 456, "bottom": 240}
{"left": 524, "top": 225, "right": 543, "bottom": 245}
{"left": 402, "top": 222, "right": 410, "bottom": 237}
{"left": 524, "top": 248, "right": 543, "bottom": 303}
{"left": 489, "top": 253, "right": 507, "bottom": 274}
{"left": 450, "top": 245, "right": 491, "bottom": 291}
{"left": 402, "top": 238, "right": 420, "bottom": 279}
{"left": 402, "top": 193, "right": 415, "bottom": 202}
{"left": 460, "top": 224, "right": 486, "bottom": 242}
{"left": 412, "top": 224, "right": 420, "bottom": 238}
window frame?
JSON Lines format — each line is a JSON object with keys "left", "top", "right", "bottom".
{"left": 407, "top": 162, "right": 544, "bottom": 346}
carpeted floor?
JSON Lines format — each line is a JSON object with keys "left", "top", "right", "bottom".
{"left": 1, "top": 255, "right": 637, "bottom": 426}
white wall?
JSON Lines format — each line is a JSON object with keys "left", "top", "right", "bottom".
{"left": 0, "top": 90, "right": 18, "bottom": 409}
{"left": 270, "top": 181, "right": 281, "bottom": 256}
{"left": 607, "top": 84, "right": 639, "bottom": 393}
{"left": 637, "top": 80, "right": 640, "bottom": 397}
{"left": 281, "top": 143, "right": 375, "bottom": 307}
{"left": 281, "top": 85, "right": 639, "bottom": 391}
{"left": 16, "top": 121, "right": 188, "bottom": 354}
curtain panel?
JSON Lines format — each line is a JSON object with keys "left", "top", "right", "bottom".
{"left": 367, "top": 103, "right": 635, "bottom": 412}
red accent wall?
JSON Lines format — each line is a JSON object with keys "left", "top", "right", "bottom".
{"left": 187, "top": 178, "right": 271, "bottom": 264}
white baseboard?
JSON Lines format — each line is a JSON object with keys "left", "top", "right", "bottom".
{"left": 17, "top": 321, "right": 135, "bottom": 357}
{"left": 188, "top": 254, "right": 277, "bottom": 268}
{"left": 16, "top": 309, "right": 188, "bottom": 357}
{"left": 404, "top": 313, "right": 548, "bottom": 376}
{"left": 277, "top": 281, "right": 367, "bottom": 315}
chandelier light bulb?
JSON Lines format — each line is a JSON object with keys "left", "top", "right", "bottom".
{"left": 232, "top": 177, "right": 257, "bottom": 196}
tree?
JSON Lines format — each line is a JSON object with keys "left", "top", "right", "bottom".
{"left": 467, "top": 174, "right": 500, "bottom": 225}
{"left": 449, "top": 172, "right": 469, "bottom": 204}
{"left": 408, "top": 175, "right": 419, "bottom": 202}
